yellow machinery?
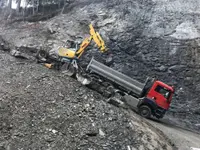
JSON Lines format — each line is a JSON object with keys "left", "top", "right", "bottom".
{"left": 58, "top": 24, "right": 107, "bottom": 59}
{"left": 38, "top": 24, "right": 108, "bottom": 77}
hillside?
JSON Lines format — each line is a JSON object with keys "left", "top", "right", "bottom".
{"left": 0, "top": 0, "right": 200, "bottom": 149}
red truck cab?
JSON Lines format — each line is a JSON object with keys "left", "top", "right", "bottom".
{"left": 147, "top": 81, "right": 174, "bottom": 110}
{"left": 138, "top": 80, "right": 174, "bottom": 119}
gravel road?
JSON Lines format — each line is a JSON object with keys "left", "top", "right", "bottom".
{"left": 147, "top": 118, "right": 200, "bottom": 150}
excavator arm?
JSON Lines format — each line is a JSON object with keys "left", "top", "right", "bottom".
{"left": 89, "top": 24, "right": 107, "bottom": 53}
{"left": 75, "top": 24, "right": 107, "bottom": 58}
{"left": 58, "top": 24, "right": 107, "bottom": 59}
{"left": 44, "top": 24, "right": 107, "bottom": 69}
{"left": 75, "top": 36, "right": 93, "bottom": 59}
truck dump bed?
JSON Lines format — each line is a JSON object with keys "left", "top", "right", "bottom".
{"left": 86, "top": 58, "right": 145, "bottom": 97}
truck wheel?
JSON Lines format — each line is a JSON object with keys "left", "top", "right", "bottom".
{"left": 103, "top": 85, "right": 115, "bottom": 98}
{"left": 139, "top": 105, "right": 151, "bottom": 118}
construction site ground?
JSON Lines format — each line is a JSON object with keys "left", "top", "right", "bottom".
{"left": 0, "top": 47, "right": 200, "bottom": 150}
{"left": 0, "top": 50, "right": 176, "bottom": 150}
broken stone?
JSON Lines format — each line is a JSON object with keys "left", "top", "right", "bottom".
{"left": 25, "top": 85, "right": 30, "bottom": 89}
{"left": 86, "top": 130, "right": 98, "bottom": 137}
{"left": 13, "top": 132, "right": 25, "bottom": 137}
{"left": 58, "top": 92, "right": 64, "bottom": 97}
{"left": 52, "top": 129, "right": 58, "bottom": 134}
{"left": 44, "top": 135, "right": 54, "bottom": 143}
{"left": 0, "top": 43, "right": 4, "bottom": 50}
{"left": 10, "top": 49, "right": 31, "bottom": 59}
{"left": 99, "top": 129, "right": 105, "bottom": 137}
{"left": 157, "top": 65, "right": 167, "bottom": 72}
{"left": 195, "top": 124, "right": 200, "bottom": 127}
{"left": 0, "top": 43, "right": 9, "bottom": 51}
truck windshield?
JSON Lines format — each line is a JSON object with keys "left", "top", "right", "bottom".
{"left": 155, "top": 85, "right": 171, "bottom": 99}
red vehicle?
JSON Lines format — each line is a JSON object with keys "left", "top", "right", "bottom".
{"left": 86, "top": 58, "right": 175, "bottom": 118}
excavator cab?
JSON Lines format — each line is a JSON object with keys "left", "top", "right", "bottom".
{"left": 57, "top": 39, "right": 79, "bottom": 59}
{"left": 58, "top": 47, "right": 76, "bottom": 59}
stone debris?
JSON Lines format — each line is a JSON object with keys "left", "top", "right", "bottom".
{"left": 0, "top": 51, "right": 174, "bottom": 150}
{"left": 1, "top": 0, "right": 200, "bottom": 148}
{"left": 10, "top": 49, "right": 34, "bottom": 60}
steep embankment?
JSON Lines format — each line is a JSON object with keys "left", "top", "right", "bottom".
{"left": 0, "top": 50, "right": 174, "bottom": 149}
{"left": 0, "top": 0, "right": 200, "bottom": 131}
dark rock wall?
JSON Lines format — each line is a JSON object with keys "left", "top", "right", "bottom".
{"left": 64, "top": 0, "right": 200, "bottom": 128}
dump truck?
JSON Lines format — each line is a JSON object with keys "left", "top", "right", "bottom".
{"left": 86, "top": 58, "right": 175, "bottom": 119}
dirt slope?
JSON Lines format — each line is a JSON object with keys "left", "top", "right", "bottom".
{"left": 0, "top": 0, "right": 200, "bottom": 149}
{"left": 0, "top": 50, "right": 174, "bottom": 150}
{"left": 1, "top": 1, "right": 200, "bottom": 131}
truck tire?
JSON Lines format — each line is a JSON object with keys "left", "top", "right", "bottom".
{"left": 139, "top": 105, "right": 151, "bottom": 118}
{"left": 102, "top": 83, "right": 115, "bottom": 98}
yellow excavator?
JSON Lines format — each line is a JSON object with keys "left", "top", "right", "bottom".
{"left": 58, "top": 24, "right": 107, "bottom": 60}
{"left": 37, "top": 24, "right": 108, "bottom": 77}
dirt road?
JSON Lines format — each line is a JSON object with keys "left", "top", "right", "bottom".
{"left": 147, "top": 118, "right": 200, "bottom": 150}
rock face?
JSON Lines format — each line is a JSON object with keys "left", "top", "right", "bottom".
{"left": 0, "top": 0, "right": 200, "bottom": 130}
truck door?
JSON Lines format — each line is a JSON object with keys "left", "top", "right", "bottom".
{"left": 147, "top": 84, "right": 171, "bottom": 110}
{"left": 155, "top": 85, "right": 171, "bottom": 109}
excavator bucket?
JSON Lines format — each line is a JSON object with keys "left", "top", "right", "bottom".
{"left": 89, "top": 24, "right": 107, "bottom": 52}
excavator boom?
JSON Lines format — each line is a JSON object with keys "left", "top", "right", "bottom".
{"left": 89, "top": 24, "right": 107, "bottom": 53}
{"left": 58, "top": 24, "right": 107, "bottom": 59}
{"left": 76, "top": 36, "right": 93, "bottom": 59}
